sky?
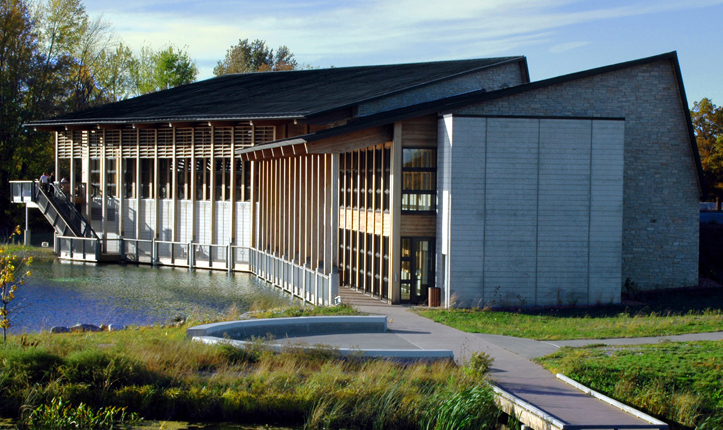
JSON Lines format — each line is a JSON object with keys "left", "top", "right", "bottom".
{"left": 84, "top": 0, "right": 723, "bottom": 108}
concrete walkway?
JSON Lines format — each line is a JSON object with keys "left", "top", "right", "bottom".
{"left": 336, "top": 287, "right": 714, "bottom": 429}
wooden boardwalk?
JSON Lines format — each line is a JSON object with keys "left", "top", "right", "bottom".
{"left": 338, "top": 287, "right": 667, "bottom": 430}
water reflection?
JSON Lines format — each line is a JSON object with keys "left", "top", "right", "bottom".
{"left": 11, "top": 260, "right": 293, "bottom": 333}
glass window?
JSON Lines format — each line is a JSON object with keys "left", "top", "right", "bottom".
{"left": 90, "top": 158, "right": 101, "bottom": 197}
{"left": 140, "top": 159, "right": 154, "bottom": 199}
{"left": 159, "top": 159, "right": 171, "bottom": 199}
{"left": 176, "top": 158, "right": 190, "bottom": 200}
{"left": 123, "top": 159, "right": 135, "bottom": 198}
{"left": 402, "top": 148, "right": 436, "bottom": 212}
{"left": 105, "top": 158, "right": 117, "bottom": 198}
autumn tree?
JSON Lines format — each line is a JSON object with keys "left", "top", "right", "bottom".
{"left": 213, "top": 38, "right": 298, "bottom": 76}
{"left": 0, "top": 0, "right": 53, "bottom": 228}
{"left": 692, "top": 98, "right": 723, "bottom": 199}
{"left": 0, "top": 226, "right": 32, "bottom": 343}
{"left": 0, "top": 0, "right": 200, "bottom": 231}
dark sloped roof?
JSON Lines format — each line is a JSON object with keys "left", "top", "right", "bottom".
{"left": 242, "top": 52, "right": 706, "bottom": 198}
{"left": 29, "top": 56, "right": 525, "bottom": 126}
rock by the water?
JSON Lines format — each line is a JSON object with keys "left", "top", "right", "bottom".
{"left": 50, "top": 326, "right": 70, "bottom": 334}
{"left": 70, "top": 323, "right": 102, "bottom": 332}
{"left": 108, "top": 324, "right": 125, "bottom": 332}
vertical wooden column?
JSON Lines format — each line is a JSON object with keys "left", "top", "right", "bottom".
{"left": 229, "top": 128, "right": 236, "bottom": 245}
{"left": 371, "top": 148, "right": 378, "bottom": 295}
{"left": 291, "top": 156, "right": 297, "bottom": 262}
{"left": 313, "top": 155, "right": 321, "bottom": 269}
{"left": 84, "top": 131, "right": 91, "bottom": 223}
{"left": 320, "top": 155, "right": 327, "bottom": 271}
{"left": 69, "top": 132, "right": 75, "bottom": 219}
{"left": 326, "top": 154, "right": 339, "bottom": 275}
{"left": 153, "top": 129, "right": 159, "bottom": 239}
{"left": 281, "top": 157, "right": 287, "bottom": 258}
{"left": 355, "top": 151, "right": 361, "bottom": 290}
{"left": 260, "top": 160, "right": 267, "bottom": 251}
{"left": 135, "top": 129, "right": 141, "bottom": 239}
{"left": 297, "top": 156, "right": 303, "bottom": 264}
{"left": 264, "top": 159, "right": 270, "bottom": 252}
{"left": 256, "top": 160, "right": 262, "bottom": 251}
{"left": 249, "top": 160, "right": 257, "bottom": 249}
{"left": 328, "top": 154, "right": 340, "bottom": 302}
{"left": 190, "top": 128, "right": 196, "bottom": 243}
{"left": 269, "top": 158, "right": 279, "bottom": 256}
{"left": 171, "top": 127, "right": 178, "bottom": 242}
{"left": 54, "top": 132, "right": 59, "bottom": 187}
{"left": 379, "top": 145, "right": 387, "bottom": 297}
{"left": 118, "top": 130, "right": 124, "bottom": 236}
{"left": 363, "top": 150, "right": 369, "bottom": 293}
{"left": 209, "top": 126, "right": 216, "bottom": 246}
{"left": 101, "top": 130, "right": 107, "bottom": 241}
{"left": 303, "top": 156, "right": 310, "bottom": 265}
{"left": 389, "top": 122, "right": 403, "bottom": 304}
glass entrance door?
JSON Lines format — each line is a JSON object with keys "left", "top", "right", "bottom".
{"left": 400, "top": 237, "right": 435, "bottom": 304}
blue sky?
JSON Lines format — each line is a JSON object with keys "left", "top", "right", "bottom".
{"left": 85, "top": 0, "right": 723, "bottom": 107}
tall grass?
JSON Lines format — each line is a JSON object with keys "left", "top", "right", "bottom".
{"left": 0, "top": 326, "right": 501, "bottom": 429}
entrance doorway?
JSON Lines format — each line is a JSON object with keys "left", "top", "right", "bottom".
{"left": 400, "top": 237, "right": 435, "bottom": 304}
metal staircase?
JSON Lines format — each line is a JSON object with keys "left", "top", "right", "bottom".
{"left": 11, "top": 181, "right": 97, "bottom": 239}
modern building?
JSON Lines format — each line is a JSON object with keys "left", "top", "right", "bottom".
{"left": 15, "top": 51, "right": 704, "bottom": 307}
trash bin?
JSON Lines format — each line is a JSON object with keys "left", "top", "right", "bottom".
{"left": 428, "top": 286, "right": 441, "bottom": 307}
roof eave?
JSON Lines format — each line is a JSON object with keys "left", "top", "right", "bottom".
{"left": 24, "top": 114, "right": 307, "bottom": 130}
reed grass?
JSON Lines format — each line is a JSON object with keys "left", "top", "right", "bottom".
{"left": 0, "top": 324, "right": 502, "bottom": 429}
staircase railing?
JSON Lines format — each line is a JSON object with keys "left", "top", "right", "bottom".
{"left": 35, "top": 182, "right": 97, "bottom": 239}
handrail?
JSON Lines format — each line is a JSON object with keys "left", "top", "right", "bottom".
{"left": 41, "top": 182, "right": 98, "bottom": 239}
{"left": 50, "top": 183, "right": 98, "bottom": 239}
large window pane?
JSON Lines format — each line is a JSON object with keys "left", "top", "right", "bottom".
{"left": 403, "top": 149, "right": 435, "bottom": 168}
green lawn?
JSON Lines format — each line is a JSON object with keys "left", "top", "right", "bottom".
{"left": 416, "top": 287, "right": 723, "bottom": 340}
{"left": 536, "top": 340, "right": 723, "bottom": 429}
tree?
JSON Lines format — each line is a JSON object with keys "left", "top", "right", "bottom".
{"left": 0, "top": 0, "right": 53, "bottom": 228}
{"left": 213, "top": 38, "right": 298, "bottom": 76}
{"left": 692, "top": 98, "right": 723, "bottom": 198}
{"left": 94, "top": 42, "right": 136, "bottom": 102}
{"left": 0, "top": 226, "right": 32, "bottom": 343}
{"left": 132, "top": 44, "right": 198, "bottom": 95}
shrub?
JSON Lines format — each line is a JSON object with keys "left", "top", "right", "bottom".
{"left": 466, "top": 351, "right": 494, "bottom": 378}
{"left": 23, "top": 397, "right": 141, "bottom": 430}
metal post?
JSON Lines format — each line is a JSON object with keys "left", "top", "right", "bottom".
{"left": 24, "top": 204, "right": 30, "bottom": 246}
{"left": 188, "top": 242, "right": 194, "bottom": 271}
{"left": 152, "top": 237, "right": 157, "bottom": 266}
{"left": 330, "top": 266, "right": 339, "bottom": 307}
{"left": 227, "top": 240, "right": 233, "bottom": 274}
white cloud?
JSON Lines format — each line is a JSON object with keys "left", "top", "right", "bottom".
{"left": 83, "top": 0, "right": 723, "bottom": 78}
{"left": 549, "top": 41, "right": 591, "bottom": 53}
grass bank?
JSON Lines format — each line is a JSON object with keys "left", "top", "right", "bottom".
{"left": 536, "top": 340, "right": 723, "bottom": 429}
{"left": 0, "top": 315, "right": 502, "bottom": 429}
{"left": 416, "top": 287, "right": 723, "bottom": 340}
{"left": 0, "top": 244, "right": 55, "bottom": 263}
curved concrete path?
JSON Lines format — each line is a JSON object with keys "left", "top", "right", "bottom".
{"left": 336, "top": 287, "right": 711, "bottom": 430}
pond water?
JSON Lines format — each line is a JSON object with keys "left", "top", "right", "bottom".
{"left": 9, "top": 259, "right": 294, "bottom": 334}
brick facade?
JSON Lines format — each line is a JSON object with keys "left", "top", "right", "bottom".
{"left": 449, "top": 59, "right": 700, "bottom": 291}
